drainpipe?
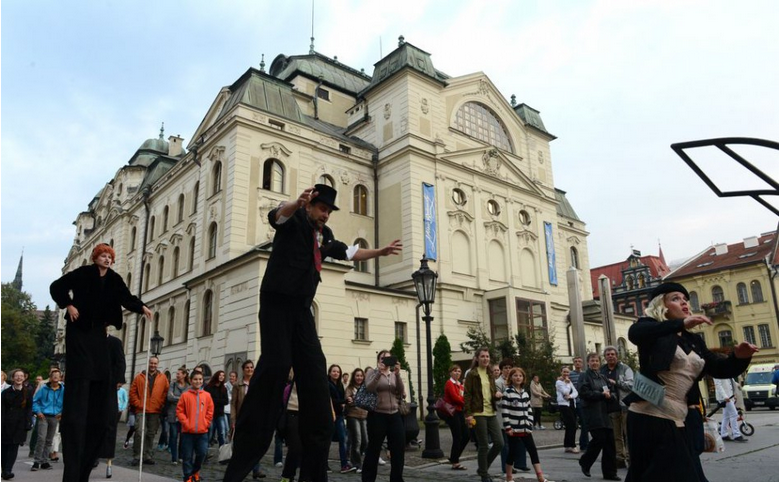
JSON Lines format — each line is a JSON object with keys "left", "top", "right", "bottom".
{"left": 415, "top": 303, "right": 423, "bottom": 421}
{"left": 373, "top": 149, "right": 380, "bottom": 287}
{"left": 130, "top": 186, "right": 152, "bottom": 380}
{"left": 313, "top": 76, "right": 324, "bottom": 120}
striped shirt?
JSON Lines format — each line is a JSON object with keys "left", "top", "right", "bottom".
{"left": 500, "top": 386, "right": 533, "bottom": 434}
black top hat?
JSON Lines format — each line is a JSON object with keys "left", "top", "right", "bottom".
{"left": 311, "top": 184, "right": 340, "bottom": 211}
{"left": 649, "top": 282, "right": 689, "bottom": 301}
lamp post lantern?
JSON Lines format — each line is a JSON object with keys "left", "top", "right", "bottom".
{"left": 150, "top": 330, "right": 164, "bottom": 357}
{"left": 412, "top": 256, "right": 443, "bottom": 459}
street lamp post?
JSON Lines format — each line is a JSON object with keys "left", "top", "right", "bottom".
{"left": 412, "top": 256, "right": 443, "bottom": 459}
{"left": 150, "top": 330, "right": 164, "bottom": 357}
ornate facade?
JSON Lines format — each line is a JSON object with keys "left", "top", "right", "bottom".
{"left": 56, "top": 39, "right": 630, "bottom": 381}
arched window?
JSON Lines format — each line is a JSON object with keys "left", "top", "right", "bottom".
{"left": 637, "top": 273, "right": 645, "bottom": 288}
{"left": 212, "top": 161, "right": 223, "bottom": 195}
{"left": 130, "top": 227, "right": 137, "bottom": 251}
{"left": 148, "top": 216, "right": 156, "bottom": 242}
{"left": 689, "top": 291, "right": 700, "bottom": 311}
{"left": 177, "top": 194, "right": 185, "bottom": 223}
{"left": 126, "top": 273, "right": 132, "bottom": 290}
{"left": 263, "top": 159, "right": 285, "bottom": 193}
{"left": 750, "top": 280, "right": 763, "bottom": 303}
{"left": 353, "top": 239, "right": 369, "bottom": 273}
{"left": 711, "top": 285, "right": 724, "bottom": 303}
{"left": 162, "top": 206, "right": 169, "bottom": 232}
{"left": 718, "top": 329, "right": 733, "bottom": 348}
{"left": 158, "top": 256, "right": 165, "bottom": 286}
{"left": 144, "top": 263, "right": 151, "bottom": 292}
{"left": 167, "top": 307, "right": 176, "bottom": 345}
{"left": 153, "top": 311, "right": 160, "bottom": 336}
{"left": 172, "top": 247, "right": 180, "bottom": 278}
{"left": 353, "top": 185, "right": 368, "bottom": 215}
{"left": 317, "top": 174, "right": 334, "bottom": 187}
{"left": 736, "top": 282, "right": 749, "bottom": 305}
{"left": 183, "top": 300, "right": 190, "bottom": 342}
{"left": 617, "top": 338, "right": 628, "bottom": 359}
{"left": 570, "top": 246, "right": 579, "bottom": 269}
{"left": 626, "top": 275, "right": 634, "bottom": 290}
{"left": 137, "top": 318, "right": 146, "bottom": 352}
{"left": 202, "top": 290, "right": 213, "bottom": 336}
{"left": 188, "top": 237, "right": 196, "bottom": 271}
{"left": 192, "top": 182, "right": 200, "bottom": 214}
{"left": 208, "top": 223, "right": 218, "bottom": 259}
{"left": 109, "top": 238, "right": 114, "bottom": 248}
{"left": 454, "top": 101, "right": 513, "bottom": 152}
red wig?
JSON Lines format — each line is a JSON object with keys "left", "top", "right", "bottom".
{"left": 91, "top": 243, "right": 116, "bottom": 263}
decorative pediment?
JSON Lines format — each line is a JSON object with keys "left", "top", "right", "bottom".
{"left": 484, "top": 220, "right": 508, "bottom": 240}
{"left": 516, "top": 230, "right": 538, "bottom": 246}
{"left": 567, "top": 236, "right": 582, "bottom": 245}
{"left": 258, "top": 195, "right": 284, "bottom": 223}
{"left": 447, "top": 209, "right": 475, "bottom": 235}
{"left": 155, "top": 241, "right": 170, "bottom": 254}
{"left": 437, "top": 147, "right": 545, "bottom": 197}
{"left": 260, "top": 142, "right": 292, "bottom": 158}
{"left": 208, "top": 145, "right": 226, "bottom": 162}
{"left": 186, "top": 222, "right": 198, "bottom": 235}
{"left": 169, "top": 233, "right": 184, "bottom": 245}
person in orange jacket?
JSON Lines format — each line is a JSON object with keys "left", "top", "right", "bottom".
{"left": 177, "top": 370, "right": 214, "bottom": 482}
{"left": 128, "top": 357, "right": 170, "bottom": 465}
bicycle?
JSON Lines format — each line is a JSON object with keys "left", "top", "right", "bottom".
{"left": 706, "top": 402, "right": 754, "bottom": 436}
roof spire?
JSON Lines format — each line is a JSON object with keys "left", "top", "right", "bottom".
{"left": 510, "top": 94, "right": 517, "bottom": 107}
{"left": 260, "top": 54, "right": 266, "bottom": 73}
{"left": 12, "top": 249, "right": 23, "bottom": 291}
{"left": 159, "top": 122, "right": 165, "bottom": 140}
{"left": 309, "top": 0, "right": 315, "bottom": 54}
{"left": 658, "top": 239, "right": 667, "bottom": 267}
{"left": 398, "top": 35, "right": 405, "bottom": 47}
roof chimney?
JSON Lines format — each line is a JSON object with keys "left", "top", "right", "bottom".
{"left": 714, "top": 243, "right": 729, "bottom": 255}
{"left": 168, "top": 135, "right": 184, "bottom": 157}
{"left": 743, "top": 236, "right": 759, "bottom": 249}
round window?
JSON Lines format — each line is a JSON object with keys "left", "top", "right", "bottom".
{"left": 452, "top": 188, "right": 467, "bottom": 206}
{"left": 518, "top": 210, "right": 531, "bottom": 226}
{"left": 487, "top": 199, "right": 500, "bottom": 216}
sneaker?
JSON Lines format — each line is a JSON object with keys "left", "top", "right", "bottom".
{"left": 356, "top": 468, "right": 362, "bottom": 474}
{"left": 539, "top": 425, "right": 546, "bottom": 430}
{"left": 275, "top": 462, "right": 283, "bottom": 468}
{"left": 378, "top": 457, "right": 387, "bottom": 465}
{"left": 123, "top": 441, "right": 130, "bottom": 450}
{"left": 40, "top": 463, "right": 52, "bottom": 470}
{"left": 31, "top": 462, "right": 40, "bottom": 471}
{"left": 172, "top": 461, "right": 178, "bottom": 465}
{"left": 341, "top": 465, "right": 357, "bottom": 473}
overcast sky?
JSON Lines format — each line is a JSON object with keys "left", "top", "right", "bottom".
{"left": 2, "top": 0, "right": 779, "bottom": 309}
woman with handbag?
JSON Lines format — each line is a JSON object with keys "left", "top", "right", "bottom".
{"left": 344, "top": 368, "right": 368, "bottom": 472}
{"left": 464, "top": 348, "right": 504, "bottom": 482}
{"left": 361, "top": 350, "right": 406, "bottom": 482}
{"left": 577, "top": 353, "right": 620, "bottom": 480}
{"left": 442, "top": 365, "right": 469, "bottom": 470}
{"left": 529, "top": 375, "right": 551, "bottom": 430}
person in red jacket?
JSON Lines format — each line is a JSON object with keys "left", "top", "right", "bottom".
{"left": 443, "top": 365, "right": 469, "bottom": 470}
{"left": 128, "top": 357, "right": 170, "bottom": 466}
{"left": 177, "top": 371, "right": 214, "bottom": 482}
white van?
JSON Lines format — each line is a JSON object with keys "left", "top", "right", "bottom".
{"left": 741, "top": 363, "right": 779, "bottom": 410}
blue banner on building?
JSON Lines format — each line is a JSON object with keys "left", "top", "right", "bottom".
{"left": 544, "top": 222, "right": 557, "bottom": 285}
{"left": 423, "top": 183, "right": 437, "bottom": 260}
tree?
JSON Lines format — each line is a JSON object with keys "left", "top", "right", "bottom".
{"left": 390, "top": 337, "right": 414, "bottom": 401}
{"left": 514, "top": 332, "right": 562, "bottom": 397}
{"left": 1, "top": 283, "right": 40, "bottom": 373}
{"left": 36, "top": 306, "right": 57, "bottom": 372}
{"left": 432, "top": 333, "right": 453, "bottom": 397}
{"left": 458, "top": 326, "right": 500, "bottom": 363}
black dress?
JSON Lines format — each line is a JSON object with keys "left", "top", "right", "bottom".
{"left": 1, "top": 386, "right": 33, "bottom": 476}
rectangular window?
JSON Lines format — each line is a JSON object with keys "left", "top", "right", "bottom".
{"left": 354, "top": 318, "right": 368, "bottom": 341}
{"left": 317, "top": 87, "right": 330, "bottom": 101}
{"left": 394, "top": 321, "right": 407, "bottom": 344}
{"left": 516, "top": 298, "right": 548, "bottom": 345}
{"left": 718, "top": 330, "right": 733, "bottom": 348}
{"left": 339, "top": 144, "right": 351, "bottom": 154}
{"left": 269, "top": 119, "right": 285, "bottom": 130}
{"left": 742, "top": 326, "right": 757, "bottom": 346}
{"left": 488, "top": 298, "right": 508, "bottom": 343}
{"left": 759, "top": 324, "right": 773, "bottom": 348}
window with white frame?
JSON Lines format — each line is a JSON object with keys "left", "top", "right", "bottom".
{"left": 758, "top": 324, "right": 772, "bottom": 348}
{"left": 742, "top": 326, "right": 757, "bottom": 346}
{"left": 394, "top": 321, "right": 407, "bottom": 344}
{"left": 354, "top": 318, "right": 369, "bottom": 341}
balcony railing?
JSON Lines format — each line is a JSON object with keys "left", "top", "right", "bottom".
{"left": 702, "top": 300, "right": 732, "bottom": 317}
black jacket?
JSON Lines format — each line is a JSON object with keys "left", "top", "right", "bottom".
{"left": 1, "top": 386, "right": 33, "bottom": 444}
{"left": 50, "top": 265, "right": 146, "bottom": 380}
{"left": 108, "top": 334, "right": 127, "bottom": 386}
{"left": 260, "top": 207, "right": 348, "bottom": 302}
{"left": 625, "top": 316, "right": 751, "bottom": 405}
{"left": 578, "top": 370, "right": 614, "bottom": 430}
{"left": 206, "top": 385, "right": 228, "bottom": 417}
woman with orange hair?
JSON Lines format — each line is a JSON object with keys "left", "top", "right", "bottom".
{"left": 50, "top": 243, "right": 152, "bottom": 481}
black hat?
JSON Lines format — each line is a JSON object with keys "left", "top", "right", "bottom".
{"left": 649, "top": 282, "right": 689, "bottom": 301}
{"left": 310, "top": 184, "right": 340, "bottom": 211}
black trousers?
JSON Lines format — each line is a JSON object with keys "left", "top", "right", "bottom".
{"left": 507, "top": 434, "right": 540, "bottom": 466}
{"left": 362, "top": 411, "right": 405, "bottom": 482}
{"left": 626, "top": 411, "right": 699, "bottom": 481}
{"left": 580, "top": 427, "right": 616, "bottom": 478}
{"left": 446, "top": 410, "right": 470, "bottom": 464}
{"left": 224, "top": 292, "right": 333, "bottom": 482}
{"left": 559, "top": 405, "right": 577, "bottom": 448}
{"left": 1, "top": 443, "right": 20, "bottom": 475}
{"left": 61, "top": 378, "right": 112, "bottom": 481}
{"left": 282, "top": 412, "right": 302, "bottom": 481}
{"left": 684, "top": 408, "right": 708, "bottom": 482}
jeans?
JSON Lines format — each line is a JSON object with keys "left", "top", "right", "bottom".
{"left": 180, "top": 432, "right": 209, "bottom": 480}
{"left": 274, "top": 430, "right": 284, "bottom": 464}
{"left": 158, "top": 413, "right": 169, "bottom": 446}
{"left": 445, "top": 411, "right": 469, "bottom": 464}
{"left": 362, "top": 411, "right": 405, "bottom": 482}
{"left": 474, "top": 415, "right": 503, "bottom": 480}
{"left": 209, "top": 413, "right": 227, "bottom": 446}
{"left": 133, "top": 413, "right": 161, "bottom": 460}
{"left": 346, "top": 416, "right": 368, "bottom": 467}
{"left": 34, "top": 415, "right": 59, "bottom": 464}
{"left": 333, "top": 415, "right": 349, "bottom": 467}
{"left": 168, "top": 422, "right": 181, "bottom": 462}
